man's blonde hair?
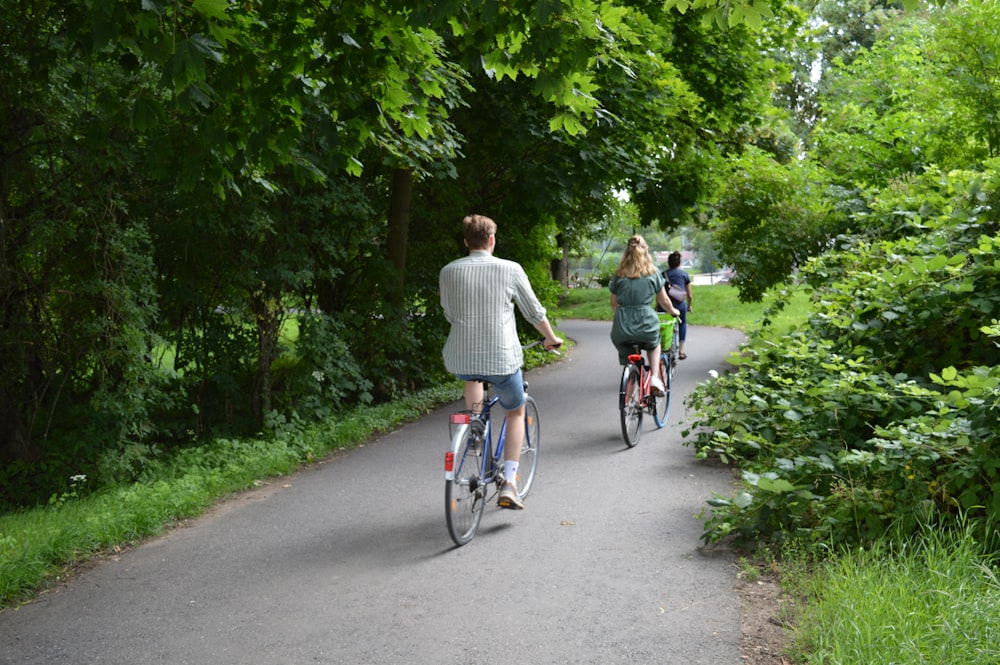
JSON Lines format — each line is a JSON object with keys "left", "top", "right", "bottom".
{"left": 615, "top": 235, "right": 656, "bottom": 278}
{"left": 463, "top": 214, "right": 496, "bottom": 250}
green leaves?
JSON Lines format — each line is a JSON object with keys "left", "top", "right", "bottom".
{"left": 714, "top": 147, "right": 843, "bottom": 302}
{"left": 162, "top": 35, "right": 222, "bottom": 98}
{"left": 662, "top": 0, "right": 774, "bottom": 30}
{"left": 0, "top": 0, "right": 844, "bottom": 517}
{"left": 689, "top": 163, "right": 1000, "bottom": 550}
{"left": 192, "top": 0, "right": 229, "bottom": 21}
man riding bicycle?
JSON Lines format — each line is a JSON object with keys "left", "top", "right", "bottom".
{"left": 439, "top": 214, "right": 562, "bottom": 510}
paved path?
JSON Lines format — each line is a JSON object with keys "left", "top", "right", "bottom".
{"left": 0, "top": 320, "right": 746, "bottom": 665}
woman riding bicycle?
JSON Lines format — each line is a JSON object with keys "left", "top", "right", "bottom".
{"left": 660, "top": 250, "right": 692, "bottom": 360}
{"left": 609, "top": 235, "right": 680, "bottom": 394}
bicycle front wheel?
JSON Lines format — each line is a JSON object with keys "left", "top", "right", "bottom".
{"left": 445, "top": 428, "right": 487, "bottom": 546}
{"left": 514, "top": 395, "right": 540, "bottom": 499}
{"left": 653, "top": 355, "right": 672, "bottom": 428}
{"left": 670, "top": 326, "right": 680, "bottom": 378}
{"left": 619, "top": 363, "right": 643, "bottom": 448}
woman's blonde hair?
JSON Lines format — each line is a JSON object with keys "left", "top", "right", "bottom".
{"left": 615, "top": 235, "right": 656, "bottom": 278}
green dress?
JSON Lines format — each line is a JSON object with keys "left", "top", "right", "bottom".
{"left": 609, "top": 272, "right": 665, "bottom": 365}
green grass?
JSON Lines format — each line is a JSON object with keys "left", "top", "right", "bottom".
{"left": 794, "top": 527, "right": 1000, "bottom": 665}
{"left": 558, "top": 283, "right": 812, "bottom": 336}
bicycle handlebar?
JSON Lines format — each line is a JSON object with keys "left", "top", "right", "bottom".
{"left": 524, "top": 337, "right": 562, "bottom": 355}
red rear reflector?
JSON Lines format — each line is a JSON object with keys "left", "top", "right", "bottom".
{"left": 450, "top": 413, "right": 470, "bottom": 425}
{"left": 445, "top": 451, "right": 455, "bottom": 472}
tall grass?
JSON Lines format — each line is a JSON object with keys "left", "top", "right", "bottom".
{"left": 794, "top": 527, "right": 1000, "bottom": 665}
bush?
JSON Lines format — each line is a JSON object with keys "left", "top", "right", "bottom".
{"left": 686, "top": 165, "right": 1000, "bottom": 549}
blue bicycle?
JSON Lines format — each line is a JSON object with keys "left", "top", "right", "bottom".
{"left": 444, "top": 343, "right": 548, "bottom": 546}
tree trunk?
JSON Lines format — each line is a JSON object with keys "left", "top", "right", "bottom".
{"left": 249, "top": 285, "right": 282, "bottom": 424}
{"left": 381, "top": 168, "right": 413, "bottom": 394}
{"left": 386, "top": 168, "right": 412, "bottom": 287}
{"left": 551, "top": 232, "right": 569, "bottom": 287}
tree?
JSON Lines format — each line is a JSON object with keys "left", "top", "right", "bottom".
{"left": 712, "top": 147, "right": 843, "bottom": 301}
{"left": 0, "top": 0, "right": 809, "bottom": 504}
{"left": 812, "top": 12, "right": 971, "bottom": 188}
{"left": 936, "top": 0, "right": 1000, "bottom": 159}
{"left": 633, "top": 0, "right": 805, "bottom": 228}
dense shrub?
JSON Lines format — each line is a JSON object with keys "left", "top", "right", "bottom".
{"left": 686, "top": 165, "right": 1000, "bottom": 549}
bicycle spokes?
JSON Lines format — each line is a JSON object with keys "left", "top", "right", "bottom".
{"left": 445, "top": 393, "right": 541, "bottom": 545}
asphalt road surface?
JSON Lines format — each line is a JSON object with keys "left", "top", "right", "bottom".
{"left": 0, "top": 319, "right": 747, "bottom": 665}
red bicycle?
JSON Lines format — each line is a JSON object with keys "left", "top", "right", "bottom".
{"left": 618, "top": 315, "right": 678, "bottom": 448}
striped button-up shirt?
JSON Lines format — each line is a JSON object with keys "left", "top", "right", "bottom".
{"left": 439, "top": 250, "right": 547, "bottom": 376}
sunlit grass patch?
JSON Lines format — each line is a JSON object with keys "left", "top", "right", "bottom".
{"left": 794, "top": 527, "right": 1000, "bottom": 665}
{"left": 557, "top": 283, "right": 812, "bottom": 337}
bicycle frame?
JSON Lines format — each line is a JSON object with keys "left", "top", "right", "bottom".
{"left": 444, "top": 341, "right": 549, "bottom": 545}
{"left": 445, "top": 393, "right": 508, "bottom": 488}
{"left": 619, "top": 334, "right": 674, "bottom": 447}
{"left": 624, "top": 352, "right": 653, "bottom": 406}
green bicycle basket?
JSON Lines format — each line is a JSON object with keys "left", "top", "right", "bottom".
{"left": 658, "top": 312, "right": 676, "bottom": 343}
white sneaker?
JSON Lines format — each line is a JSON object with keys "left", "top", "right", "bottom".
{"left": 498, "top": 483, "right": 524, "bottom": 510}
{"left": 650, "top": 375, "right": 665, "bottom": 395}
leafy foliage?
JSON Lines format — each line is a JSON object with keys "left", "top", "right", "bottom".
{"left": 936, "top": 0, "right": 1000, "bottom": 160}
{"left": 686, "top": 165, "right": 1000, "bottom": 549}
{"left": 712, "top": 147, "right": 846, "bottom": 302}
{"left": 812, "top": 13, "right": 974, "bottom": 188}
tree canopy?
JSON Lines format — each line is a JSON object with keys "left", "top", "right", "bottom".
{"left": 0, "top": 0, "right": 784, "bottom": 505}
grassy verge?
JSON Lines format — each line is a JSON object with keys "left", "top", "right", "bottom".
{"left": 792, "top": 527, "right": 1000, "bottom": 664}
{"left": 0, "top": 382, "right": 466, "bottom": 607}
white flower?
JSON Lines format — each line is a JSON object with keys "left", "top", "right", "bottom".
{"left": 70, "top": 474, "right": 87, "bottom": 484}
{"left": 312, "top": 371, "right": 325, "bottom": 383}
{"left": 708, "top": 370, "right": 719, "bottom": 379}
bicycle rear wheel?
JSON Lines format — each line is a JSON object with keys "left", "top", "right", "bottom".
{"left": 514, "top": 395, "right": 540, "bottom": 499}
{"left": 445, "top": 427, "right": 487, "bottom": 546}
{"left": 619, "top": 363, "right": 643, "bottom": 448}
{"left": 653, "top": 355, "right": 672, "bottom": 428}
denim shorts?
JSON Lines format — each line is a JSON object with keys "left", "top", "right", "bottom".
{"left": 455, "top": 369, "right": 525, "bottom": 410}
